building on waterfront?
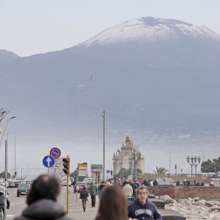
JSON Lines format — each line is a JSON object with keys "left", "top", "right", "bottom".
{"left": 113, "top": 136, "right": 145, "bottom": 178}
{"left": 91, "top": 164, "right": 103, "bottom": 183}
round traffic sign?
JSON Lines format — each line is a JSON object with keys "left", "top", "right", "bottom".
{"left": 42, "top": 155, "right": 55, "bottom": 168}
{"left": 50, "top": 147, "right": 61, "bottom": 159}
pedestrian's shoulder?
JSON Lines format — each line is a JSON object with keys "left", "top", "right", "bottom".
{"left": 14, "top": 215, "right": 29, "bottom": 220}
{"left": 147, "top": 200, "right": 158, "bottom": 209}
{"left": 128, "top": 202, "right": 134, "bottom": 210}
{"left": 128, "top": 199, "right": 138, "bottom": 209}
{"left": 57, "top": 215, "right": 74, "bottom": 220}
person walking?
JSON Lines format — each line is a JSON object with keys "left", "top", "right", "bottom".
{"left": 95, "top": 185, "right": 128, "bottom": 220}
{"left": 0, "top": 185, "right": 10, "bottom": 220}
{"left": 128, "top": 186, "right": 162, "bottom": 220}
{"left": 98, "top": 181, "right": 106, "bottom": 199}
{"left": 14, "top": 175, "right": 72, "bottom": 220}
{"left": 122, "top": 181, "right": 134, "bottom": 206}
{"left": 79, "top": 186, "right": 88, "bottom": 212}
{"left": 89, "top": 182, "right": 97, "bottom": 208}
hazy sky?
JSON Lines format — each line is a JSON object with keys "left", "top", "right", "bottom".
{"left": 1, "top": 0, "right": 220, "bottom": 56}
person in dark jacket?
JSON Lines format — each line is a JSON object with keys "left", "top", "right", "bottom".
{"left": 0, "top": 190, "right": 10, "bottom": 220}
{"left": 98, "top": 181, "right": 106, "bottom": 199}
{"left": 89, "top": 183, "right": 97, "bottom": 208}
{"left": 14, "top": 174, "right": 72, "bottom": 220}
{"left": 128, "top": 186, "right": 162, "bottom": 220}
{"left": 79, "top": 186, "right": 88, "bottom": 212}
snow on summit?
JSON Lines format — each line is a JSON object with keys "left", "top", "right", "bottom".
{"left": 82, "top": 17, "right": 220, "bottom": 47}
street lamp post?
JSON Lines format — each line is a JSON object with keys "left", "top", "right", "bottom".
{"left": 194, "top": 156, "right": 201, "bottom": 176}
{"left": 132, "top": 150, "right": 136, "bottom": 181}
{"left": 0, "top": 109, "right": 9, "bottom": 124}
{"left": 4, "top": 136, "right": 8, "bottom": 183}
{"left": 1, "top": 114, "right": 16, "bottom": 220}
{"left": 0, "top": 109, "right": 10, "bottom": 149}
{"left": 3, "top": 116, "right": 16, "bottom": 183}
{"left": 0, "top": 115, "right": 16, "bottom": 149}
{"left": 102, "top": 111, "right": 106, "bottom": 181}
{"left": 133, "top": 150, "right": 139, "bottom": 181}
{"left": 186, "top": 156, "right": 201, "bottom": 177}
{"left": 14, "top": 136, "right": 17, "bottom": 178}
{"left": 175, "top": 164, "right": 178, "bottom": 175}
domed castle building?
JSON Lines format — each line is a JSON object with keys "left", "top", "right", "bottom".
{"left": 113, "top": 136, "right": 145, "bottom": 177}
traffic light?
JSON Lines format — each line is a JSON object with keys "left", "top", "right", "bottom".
{"left": 63, "top": 156, "right": 70, "bottom": 175}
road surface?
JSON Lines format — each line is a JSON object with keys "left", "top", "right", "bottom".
{"left": 6, "top": 187, "right": 97, "bottom": 220}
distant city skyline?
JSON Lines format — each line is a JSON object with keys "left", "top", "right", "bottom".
{"left": 0, "top": 0, "right": 220, "bottom": 56}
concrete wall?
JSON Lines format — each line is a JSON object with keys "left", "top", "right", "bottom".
{"left": 149, "top": 186, "right": 220, "bottom": 199}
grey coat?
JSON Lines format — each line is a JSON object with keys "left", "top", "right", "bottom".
{"left": 14, "top": 200, "right": 72, "bottom": 220}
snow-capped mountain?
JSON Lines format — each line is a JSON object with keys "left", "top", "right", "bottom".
{"left": 0, "top": 49, "right": 20, "bottom": 64}
{"left": 1, "top": 17, "right": 220, "bottom": 169}
{"left": 82, "top": 17, "right": 220, "bottom": 47}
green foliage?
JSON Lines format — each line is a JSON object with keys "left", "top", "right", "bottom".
{"left": 201, "top": 157, "right": 220, "bottom": 173}
{"left": 155, "top": 167, "right": 168, "bottom": 177}
{"left": 136, "top": 169, "right": 143, "bottom": 176}
{"left": 0, "top": 171, "right": 11, "bottom": 178}
{"left": 114, "top": 168, "right": 143, "bottom": 179}
{"left": 115, "top": 168, "right": 131, "bottom": 179}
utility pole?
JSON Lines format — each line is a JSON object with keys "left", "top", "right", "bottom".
{"left": 102, "top": 110, "right": 106, "bottom": 181}
{"left": 62, "top": 156, "right": 70, "bottom": 214}
{"left": 195, "top": 164, "right": 198, "bottom": 176}
{"left": 20, "top": 168, "right": 23, "bottom": 179}
{"left": 4, "top": 136, "right": 8, "bottom": 184}
{"left": 169, "top": 153, "right": 171, "bottom": 175}
{"left": 190, "top": 164, "right": 193, "bottom": 177}
{"left": 175, "top": 164, "right": 177, "bottom": 176}
{"left": 14, "top": 136, "right": 17, "bottom": 178}
{"left": 133, "top": 151, "right": 137, "bottom": 181}
{"left": 4, "top": 135, "right": 8, "bottom": 220}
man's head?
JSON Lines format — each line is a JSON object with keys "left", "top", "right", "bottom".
{"left": 26, "top": 174, "right": 61, "bottom": 206}
{"left": 136, "top": 186, "right": 149, "bottom": 205}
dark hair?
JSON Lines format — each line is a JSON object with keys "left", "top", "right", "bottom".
{"left": 95, "top": 185, "right": 128, "bottom": 220}
{"left": 137, "top": 185, "right": 149, "bottom": 195}
{"left": 26, "top": 174, "right": 61, "bottom": 205}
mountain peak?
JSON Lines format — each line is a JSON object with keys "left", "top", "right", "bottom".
{"left": 81, "top": 17, "right": 220, "bottom": 47}
{"left": 0, "top": 49, "right": 19, "bottom": 58}
{"left": 0, "top": 49, "right": 20, "bottom": 64}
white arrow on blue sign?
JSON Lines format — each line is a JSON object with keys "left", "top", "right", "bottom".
{"left": 43, "top": 155, "right": 55, "bottom": 168}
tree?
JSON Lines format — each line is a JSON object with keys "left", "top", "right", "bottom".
{"left": 0, "top": 171, "right": 11, "bottom": 179}
{"left": 155, "top": 167, "right": 167, "bottom": 177}
{"left": 136, "top": 169, "right": 143, "bottom": 177}
{"left": 201, "top": 157, "right": 220, "bottom": 173}
{"left": 201, "top": 159, "right": 215, "bottom": 172}
{"left": 213, "top": 157, "right": 220, "bottom": 171}
{"left": 114, "top": 168, "right": 131, "bottom": 179}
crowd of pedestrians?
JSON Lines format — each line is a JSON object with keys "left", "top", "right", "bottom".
{"left": 176, "top": 179, "right": 205, "bottom": 186}
{"left": 14, "top": 175, "right": 162, "bottom": 220}
{"left": 14, "top": 175, "right": 71, "bottom": 220}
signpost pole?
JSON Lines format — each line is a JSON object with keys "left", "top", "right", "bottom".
{"left": 4, "top": 136, "right": 8, "bottom": 220}
{"left": 42, "top": 156, "right": 55, "bottom": 174}
{"left": 66, "top": 174, "right": 70, "bottom": 214}
{"left": 65, "top": 156, "right": 70, "bottom": 214}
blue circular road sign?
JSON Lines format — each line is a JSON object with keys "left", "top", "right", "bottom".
{"left": 42, "top": 155, "right": 55, "bottom": 168}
